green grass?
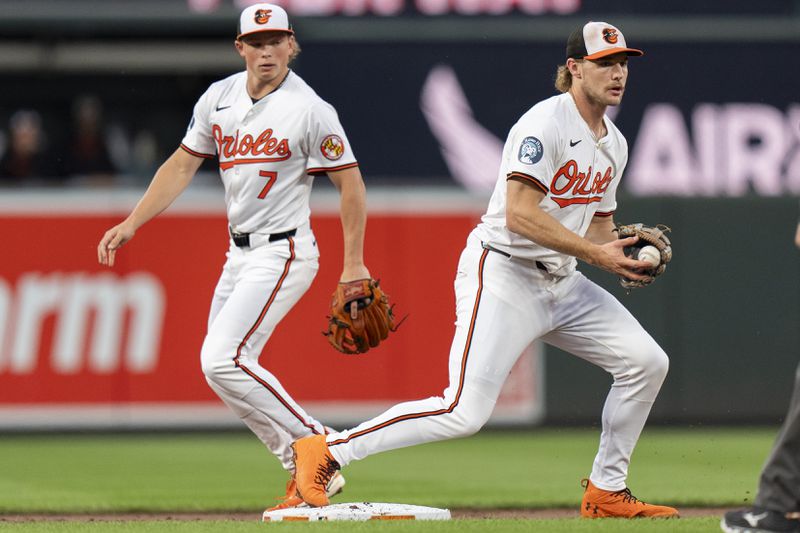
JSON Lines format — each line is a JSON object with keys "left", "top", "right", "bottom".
{"left": 0, "top": 518, "right": 724, "bottom": 532}
{"left": 0, "top": 427, "right": 777, "bottom": 531}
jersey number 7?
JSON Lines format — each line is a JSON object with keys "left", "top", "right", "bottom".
{"left": 257, "top": 170, "right": 277, "bottom": 199}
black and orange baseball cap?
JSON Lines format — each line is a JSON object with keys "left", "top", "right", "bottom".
{"left": 566, "top": 21, "right": 643, "bottom": 60}
{"left": 237, "top": 3, "right": 294, "bottom": 40}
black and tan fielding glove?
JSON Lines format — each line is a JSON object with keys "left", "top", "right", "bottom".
{"left": 615, "top": 223, "right": 673, "bottom": 290}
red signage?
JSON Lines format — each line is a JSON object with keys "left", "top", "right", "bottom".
{"left": 0, "top": 199, "right": 543, "bottom": 427}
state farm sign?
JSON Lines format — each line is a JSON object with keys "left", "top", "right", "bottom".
{"left": 0, "top": 272, "right": 164, "bottom": 375}
{"left": 0, "top": 202, "right": 543, "bottom": 428}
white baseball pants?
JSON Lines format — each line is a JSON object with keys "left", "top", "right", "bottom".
{"left": 327, "top": 234, "right": 669, "bottom": 491}
{"left": 201, "top": 225, "right": 326, "bottom": 471}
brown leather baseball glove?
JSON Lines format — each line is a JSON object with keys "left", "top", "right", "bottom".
{"left": 324, "top": 278, "right": 399, "bottom": 354}
{"left": 615, "top": 223, "right": 673, "bottom": 290}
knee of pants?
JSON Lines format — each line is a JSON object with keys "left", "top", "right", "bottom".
{"left": 643, "top": 346, "right": 669, "bottom": 385}
{"left": 200, "top": 334, "right": 239, "bottom": 383}
{"left": 446, "top": 387, "right": 496, "bottom": 437}
{"left": 619, "top": 344, "right": 669, "bottom": 398}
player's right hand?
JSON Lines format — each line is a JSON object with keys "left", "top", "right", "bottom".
{"left": 594, "top": 236, "right": 653, "bottom": 281}
{"left": 97, "top": 222, "right": 136, "bottom": 267}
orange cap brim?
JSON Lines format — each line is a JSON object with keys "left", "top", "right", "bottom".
{"left": 584, "top": 47, "right": 644, "bottom": 60}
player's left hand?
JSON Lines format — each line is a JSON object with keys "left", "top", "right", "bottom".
{"left": 324, "top": 278, "right": 401, "bottom": 354}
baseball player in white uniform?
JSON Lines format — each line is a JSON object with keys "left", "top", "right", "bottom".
{"left": 97, "top": 3, "right": 366, "bottom": 511}
{"left": 293, "top": 22, "right": 679, "bottom": 519}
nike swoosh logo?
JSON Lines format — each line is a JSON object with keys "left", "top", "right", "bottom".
{"left": 569, "top": 139, "right": 582, "bottom": 147}
{"left": 743, "top": 511, "right": 769, "bottom": 527}
{"left": 215, "top": 105, "right": 231, "bottom": 112}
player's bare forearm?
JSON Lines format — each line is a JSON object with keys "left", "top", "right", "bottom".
{"left": 328, "top": 167, "right": 370, "bottom": 281}
{"left": 97, "top": 148, "right": 202, "bottom": 267}
{"left": 505, "top": 180, "right": 650, "bottom": 280}
{"left": 506, "top": 180, "right": 597, "bottom": 260}
{"left": 585, "top": 216, "right": 617, "bottom": 245}
{"left": 127, "top": 149, "right": 202, "bottom": 229}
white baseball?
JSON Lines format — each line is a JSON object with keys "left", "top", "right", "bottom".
{"left": 637, "top": 245, "right": 661, "bottom": 267}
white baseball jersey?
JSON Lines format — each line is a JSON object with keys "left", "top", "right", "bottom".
{"left": 187, "top": 69, "right": 360, "bottom": 472}
{"left": 180, "top": 70, "right": 357, "bottom": 234}
{"left": 473, "top": 92, "right": 627, "bottom": 275}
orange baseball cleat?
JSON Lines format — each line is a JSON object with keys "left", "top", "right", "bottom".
{"left": 580, "top": 478, "right": 679, "bottom": 518}
{"left": 266, "top": 477, "right": 304, "bottom": 512}
{"left": 266, "top": 471, "right": 346, "bottom": 512}
{"left": 292, "top": 435, "right": 341, "bottom": 507}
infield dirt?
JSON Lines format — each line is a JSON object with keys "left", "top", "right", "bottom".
{"left": 0, "top": 507, "right": 733, "bottom": 522}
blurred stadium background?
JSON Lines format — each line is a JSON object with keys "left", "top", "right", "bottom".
{"left": 0, "top": 0, "right": 797, "bottom": 432}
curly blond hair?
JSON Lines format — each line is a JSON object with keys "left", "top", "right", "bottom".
{"left": 554, "top": 64, "right": 572, "bottom": 93}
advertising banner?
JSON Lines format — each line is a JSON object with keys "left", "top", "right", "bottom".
{"left": 0, "top": 191, "right": 544, "bottom": 429}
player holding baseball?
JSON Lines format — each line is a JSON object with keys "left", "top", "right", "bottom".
{"left": 293, "top": 21, "right": 679, "bottom": 518}
{"left": 97, "top": 3, "right": 367, "bottom": 512}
